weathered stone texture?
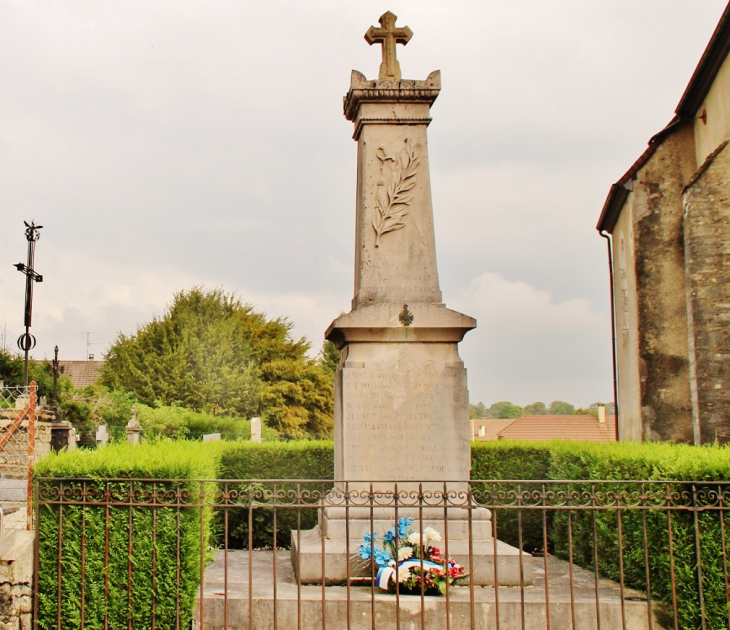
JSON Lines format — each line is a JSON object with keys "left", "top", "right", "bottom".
{"left": 0, "top": 583, "right": 32, "bottom": 630}
{"left": 684, "top": 142, "right": 730, "bottom": 443}
{"left": 631, "top": 124, "right": 696, "bottom": 442}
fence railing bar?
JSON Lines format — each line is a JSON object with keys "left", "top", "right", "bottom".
{"left": 692, "top": 484, "right": 707, "bottom": 630}
{"left": 591, "top": 484, "right": 601, "bottom": 630}
{"left": 640, "top": 484, "right": 655, "bottom": 630}
{"left": 418, "top": 482, "right": 425, "bottom": 630}
{"left": 272, "top": 482, "right": 278, "bottom": 630}
{"left": 517, "top": 484, "right": 526, "bottom": 630}
{"left": 32, "top": 476, "right": 40, "bottom": 630}
{"left": 295, "top": 484, "right": 301, "bottom": 630}
{"left": 80, "top": 482, "right": 86, "bottom": 630}
{"left": 541, "top": 486, "right": 551, "bottom": 630}
{"left": 616, "top": 509, "right": 627, "bottom": 630}
{"left": 104, "top": 483, "right": 110, "bottom": 630}
{"left": 128, "top": 481, "right": 134, "bottom": 630}
{"left": 567, "top": 507, "right": 576, "bottom": 630}
{"left": 442, "top": 481, "right": 450, "bottom": 630}
{"left": 223, "top": 485, "right": 229, "bottom": 630}
{"left": 198, "top": 481, "right": 205, "bottom": 630}
{"left": 151, "top": 483, "right": 157, "bottom": 630}
{"left": 345, "top": 481, "right": 352, "bottom": 630}
{"left": 369, "top": 482, "right": 375, "bottom": 630}
{"left": 319, "top": 481, "right": 326, "bottom": 630}
{"left": 665, "top": 503, "right": 679, "bottom": 630}
{"left": 247, "top": 484, "right": 253, "bottom": 630}
{"left": 174, "top": 488, "right": 181, "bottom": 630}
{"left": 719, "top": 488, "right": 730, "bottom": 630}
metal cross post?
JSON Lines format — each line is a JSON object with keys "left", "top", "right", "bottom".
{"left": 14, "top": 221, "right": 43, "bottom": 386}
{"left": 51, "top": 345, "right": 64, "bottom": 422}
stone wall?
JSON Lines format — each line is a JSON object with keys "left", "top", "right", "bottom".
{"left": 684, "top": 141, "right": 730, "bottom": 443}
{"left": 625, "top": 124, "right": 696, "bottom": 442}
{"left": 0, "top": 532, "right": 33, "bottom": 630}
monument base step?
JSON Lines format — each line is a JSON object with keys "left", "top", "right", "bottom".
{"left": 290, "top": 525, "right": 532, "bottom": 586}
{"left": 193, "top": 549, "right": 663, "bottom": 630}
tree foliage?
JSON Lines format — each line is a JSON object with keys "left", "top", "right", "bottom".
{"left": 101, "top": 287, "right": 333, "bottom": 439}
{"left": 548, "top": 400, "right": 575, "bottom": 415}
{"left": 523, "top": 401, "right": 548, "bottom": 415}
{"left": 0, "top": 349, "right": 65, "bottom": 399}
{"left": 486, "top": 401, "right": 524, "bottom": 419}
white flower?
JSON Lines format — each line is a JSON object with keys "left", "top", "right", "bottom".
{"left": 423, "top": 527, "right": 442, "bottom": 544}
{"left": 407, "top": 532, "right": 421, "bottom": 546}
{"left": 397, "top": 546, "right": 413, "bottom": 561}
{"left": 397, "top": 565, "right": 412, "bottom": 583}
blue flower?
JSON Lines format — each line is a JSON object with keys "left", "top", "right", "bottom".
{"left": 358, "top": 543, "right": 372, "bottom": 561}
{"left": 383, "top": 529, "right": 395, "bottom": 544}
{"left": 358, "top": 532, "right": 378, "bottom": 561}
{"left": 373, "top": 549, "right": 393, "bottom": 567}
{"left": 397, "top": 517, "right": 413, "bottom": 538}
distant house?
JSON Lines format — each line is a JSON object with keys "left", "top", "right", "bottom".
{"left": 471, "top": 418, "right": 517, "bottom": 441}
{"left": 472, "top": 415, "right": 617, "bottom": 443}
{"left": 58, "top": 361, "right": 104, "bottom": 389}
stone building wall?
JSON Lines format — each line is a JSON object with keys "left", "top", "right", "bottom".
{"left": 624, "top": 124, "right": 697, "bottom": 442}
{"left": 684, "top": 141, "right": 730, "bottom": 443}
{"left": 612, "top": 198, "right": 643, "bottom": 440}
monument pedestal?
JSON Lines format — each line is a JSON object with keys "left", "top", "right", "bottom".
{"left": 292, "top": 13, "right": 531, "bottom": 588}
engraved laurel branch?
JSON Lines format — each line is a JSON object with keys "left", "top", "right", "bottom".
{"left": 373, "top": 138, "right": 421, "bottom": 247}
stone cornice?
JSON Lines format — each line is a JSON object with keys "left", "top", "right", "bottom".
{"left": 343, "top": 70, "right": 441, "bottom": 121}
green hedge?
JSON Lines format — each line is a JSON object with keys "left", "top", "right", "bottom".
{"left": 217, "top": 441, "right": 334, "bottom": 549}
{"left": 35, "top": 441, "right": 224, "bottom": 630}
{"left": 472, "top": 440, "right": 730, "bottom": 630}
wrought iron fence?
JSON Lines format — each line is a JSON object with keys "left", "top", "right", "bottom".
{"left": 0, "top": 382, "right": 36, "bottom": 543}
{"left": 33, "top": 478, "right": 730, "bottom": 630}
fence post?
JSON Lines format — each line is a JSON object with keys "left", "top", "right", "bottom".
{"left": 26, "top": 381, "right": 36, "bottom": 529}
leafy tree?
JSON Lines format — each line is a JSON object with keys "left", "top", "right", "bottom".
{"left": 0, "top": 349, "right": 62, "bottom": 399}
{"left": 486, "top": 401, "right": 524, "bottom": 419}
{"left": 523, "top": 402, "right": 548, "bottom": 415}
{"left": 318, "top": 340, "right": 340, "bottom": 377}
{"left": 548, "top": 400, "right": 575, "bottom": 415}
{"left": 469, "top": 402, "right": 487, "bottom": 419}
{"left": 102, "top": 287, "right": 333, "bottom": 439}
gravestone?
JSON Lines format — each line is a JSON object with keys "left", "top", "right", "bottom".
{"left": 291, "top": 12, "right": 530, "bottom": 586}
{"left": 202, "top": 433, "right": 221, "bottom": 442}
{"left": 95, "top": 425, "right": 108, "bottom": 448}
{"left": 126, "top": 406, "right": 142, "bottom": 445}
{"left": 250, "top": 417, "right": 262, "bottom": 443}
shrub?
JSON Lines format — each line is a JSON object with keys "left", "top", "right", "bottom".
{"left": 34, "top": 441, "right": 224, "bottom": 630}
{"left": 217, "top": 441, "right": 334, "bottom": 549}
{"left": 471, "top": 441, "right": 553, "bottom": 552}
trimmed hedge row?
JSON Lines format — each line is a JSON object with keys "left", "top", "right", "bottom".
{"left": 217, "top": 441, "right": 334, "bottom": 549}
{"left": 35, "top": 441, "right": 224, "bottom": 630}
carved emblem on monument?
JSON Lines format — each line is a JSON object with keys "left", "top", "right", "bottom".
{"left": 373, "top": 139, "right": 421, "bottom": 247}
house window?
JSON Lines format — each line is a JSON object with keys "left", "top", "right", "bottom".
{"left": 478, "top": 426, "right": 486, "bottom": 437}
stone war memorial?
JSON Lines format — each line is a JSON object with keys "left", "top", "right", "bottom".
{"left": 290, "top": 10, "right": 530, "bottom": 587}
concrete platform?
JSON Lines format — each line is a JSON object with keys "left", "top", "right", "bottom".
{"left": 193, "top": 550, "right": 664, "bottom": 630}
{"left": 291, "top": 525, "right": 531, "bottom": 586}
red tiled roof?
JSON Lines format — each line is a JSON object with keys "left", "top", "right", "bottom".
{"left": 472, "top": 419, "right": 517, "bottom": 441}
{"left": 58, "top": 361, "right": 104, "bottom": 389}
{"left": 497, "top": 415, "right": 617, "bottom": 442}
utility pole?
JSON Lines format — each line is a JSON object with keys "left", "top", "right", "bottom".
{"left": 14, "top": 221, "right": 43, "bottom": 386}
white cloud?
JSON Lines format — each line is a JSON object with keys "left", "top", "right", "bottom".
{"left": 452, "top": 272, "right": 612, "bottom": 407}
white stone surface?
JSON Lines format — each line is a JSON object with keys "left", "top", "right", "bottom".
{"left": 250, "top": 417, "right": 261, "bottom": 443}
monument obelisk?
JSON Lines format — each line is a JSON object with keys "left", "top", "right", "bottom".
{"left": 292, "top": 11, "right": 530, "bottom": 585}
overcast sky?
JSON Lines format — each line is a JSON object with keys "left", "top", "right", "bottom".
{"left": 1, "top": 0, "right": 727, "bottom": 407}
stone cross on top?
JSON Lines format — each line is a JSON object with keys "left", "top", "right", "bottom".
{"left": 365, "top": 11, "right": 412, "bottom": 80}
